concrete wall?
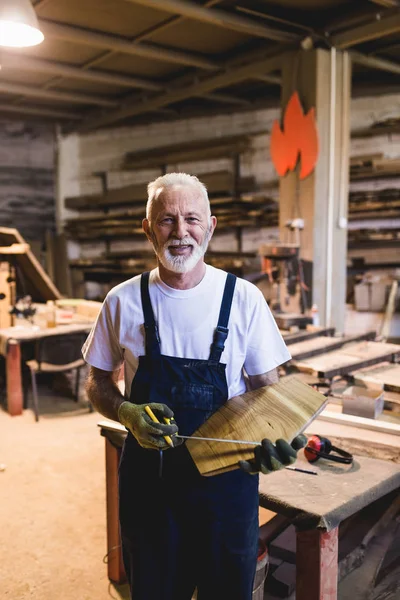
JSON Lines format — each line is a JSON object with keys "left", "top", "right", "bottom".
{"left": 0, "top": 121, "right": 56, "bottom": 248}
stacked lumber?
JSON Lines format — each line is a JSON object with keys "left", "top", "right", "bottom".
{"left": 121, "top": 133, "right": 255, "bottom": 170}
{"left": 65, "top": 170, "right": 257, "bottom": 211}
{"left": 349, "top": 188, "right": 400, "bottom": 222}
{"left": 64, "top": 192, "right": 278, "bottom": 241}
{"left": 352, "top": 116, "right": 400, "bottom": 139}
{"left": 350, "top": 155, "right": 400, "bottom": 181}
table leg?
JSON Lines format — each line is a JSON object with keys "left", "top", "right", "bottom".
{"left": 6, "top": 340, "right": 23, "bottom": 416}
{"left": 105, "top": 438, "right": 126, "bottom": 584}
{"left": 296, "top": 527, "right": 338, "bottom": 600}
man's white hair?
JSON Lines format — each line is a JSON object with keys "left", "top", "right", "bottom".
{"left": 146, "top": 172, "right": 210, "bottom": 220}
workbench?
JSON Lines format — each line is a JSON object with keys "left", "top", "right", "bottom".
{"left": 98, "top": 420, "right": 400, "bottom": 599}
{"left": 0, "top": 323, "right": 93, "bottom": 416}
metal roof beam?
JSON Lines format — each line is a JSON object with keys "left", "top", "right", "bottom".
{"left": 128, "top": 0, "right": 299, "bottom": 42}
{"left": 76, "top": 50, "right": 284, "bottom": 132}
{"left": 331, "top": 12, "right": 400, "bottom": 48}
{"left": 39, "top": 19, "right": 219, "bottom": 70}
{"left": 0, "top": 103, "right": 82, "bottom": 120}
{"left": 351, "top": 50, "right": 400, "bottom": 75}
{"left": 0, "top": 81, "right": 118, "bottom": 107}
{"left": 2, "top": 53, "right": 162, "bottom": 92}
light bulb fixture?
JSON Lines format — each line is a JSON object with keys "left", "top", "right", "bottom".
{"left": 0, "top": 0, "right": 44, "bottom": 48}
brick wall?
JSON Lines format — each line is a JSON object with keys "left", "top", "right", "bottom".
{"left": 0, "top": 120, "right": 56, "bottom": 246}
{"left": 57, "top": 94, "right": 400, "bottom": 266}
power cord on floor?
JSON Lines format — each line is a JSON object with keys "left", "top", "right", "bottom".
{"left": 103, "top": 544, "right": 121, "bottom": 564}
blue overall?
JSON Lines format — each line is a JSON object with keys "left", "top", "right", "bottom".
{"left": 118, "top": 271, "right": 259, "bottom": 600}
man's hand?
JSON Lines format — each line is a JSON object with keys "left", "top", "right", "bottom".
{"left": 118, "top": 402, "right": 180, "bottom": 450}
{"left": 239, "top": 435, "right": 307, "bottom": 475}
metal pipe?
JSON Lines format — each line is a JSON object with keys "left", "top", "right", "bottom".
{"left": 338, "top": 52, "right": 350, "bottom": 230}
{"left": 325, "top": 47, "right": 336, "bottom": 328}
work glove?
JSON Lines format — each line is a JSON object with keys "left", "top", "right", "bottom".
{"left": 118, "top": 401, "right": 180, "bottom": 450}
{"left": 238, "top": 435, "right": 307, "bottom": 475}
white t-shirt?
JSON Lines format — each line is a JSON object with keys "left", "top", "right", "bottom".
{"left": 82, "top": 265, "right": 291, "bottom": 399}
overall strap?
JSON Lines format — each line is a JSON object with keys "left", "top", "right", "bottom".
{"left": 209, "top": 273, "right": 237, "bottom": 362}
{"left": 140, "top": 272, "right": 161, "bottom": 357}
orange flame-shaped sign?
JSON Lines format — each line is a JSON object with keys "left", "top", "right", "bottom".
{"left": 270, "top": 91, "right": 319, "bottom": 180}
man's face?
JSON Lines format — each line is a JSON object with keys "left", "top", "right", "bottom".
{"left": 143, "top": 185, "right": 216, "bottom": 274}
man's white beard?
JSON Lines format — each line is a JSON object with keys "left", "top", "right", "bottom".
{"left": 152, "top": 228, "right": 211, "bottom": 274}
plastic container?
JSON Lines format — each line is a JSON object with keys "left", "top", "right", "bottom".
{"left": 252, "top": 540, "right": 269, "bottom": 599}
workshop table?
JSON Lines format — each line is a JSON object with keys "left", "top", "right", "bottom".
{"left": 0, "top": 323, "right": 93, "bottom": 416}
{"left": 98, "top": 420, "right": 400, "bottom": 599}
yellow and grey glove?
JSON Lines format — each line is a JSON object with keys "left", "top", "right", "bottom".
{"left": 238, "top": 435, "right": 307, "bottom": 475}
{"left": 118, "top": 402, "right": 179, "bottom": 450}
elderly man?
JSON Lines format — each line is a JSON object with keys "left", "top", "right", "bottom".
{"left": 83, "top": 173, "right": 304, "bottom": 600}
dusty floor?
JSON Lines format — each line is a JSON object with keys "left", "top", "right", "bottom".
{"left": 0, "top": 388, "right": 130, "bottom": 600}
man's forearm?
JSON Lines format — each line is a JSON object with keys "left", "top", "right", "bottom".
{"left": 247, "top": 367, "right": 279, "bottom": 390}
{"left": 85, "top": 366, "right": 125, "bottom": 422}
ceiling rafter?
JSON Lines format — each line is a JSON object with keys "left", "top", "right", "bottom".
{"left": 39, "top": 19, "right": 219, "bottom": 70}
{"left": 0, "top": 103, "right": 81, "bottom": 120}
{"left": 18, "top": 2, "right": 271, "bottom": 118}
{"left": 2, "top": 53, "right": 163, "bottom": 91}
{"left": 70, "top": 0, "right": 223, "bottom": 74}
{"left": 252, "top": 73, "right": 281, "bottom": 85}
{"left": 331, "top": 11, "right": 400, "bottom": 48}
{"left": 0, "top": 80, "right": 118, "bottom": 107}
{"left": 27, "top": 1, "right": 222, "bottom": 109}
{"left": 351, "top": 50, "right": 400, "bottom": 75}
{"left": 128, "top": 0, "right": 299, "bottom": 42}
{"left": 75, "top": 49, "right": 285, "bottom": 133}
{"left": 368, "top": 0, "right": 399, "bottom": 7}
{"left": 201, "top": 92, "right": 250, "bottom": 106}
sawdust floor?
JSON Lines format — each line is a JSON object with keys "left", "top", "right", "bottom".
{"left": 1, "top": 376, "right": 399, "bottom": 600}
{"left": 0, "top": 384, "right": 130, "bottom": 600}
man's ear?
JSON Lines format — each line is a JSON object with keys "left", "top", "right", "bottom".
{"left": 142, "top": 218, "right": 152, "bottom": 242}
{"left": 210, "top": 215, "right": 217, "bottom": 236}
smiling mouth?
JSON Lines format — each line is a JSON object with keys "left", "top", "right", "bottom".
{"left": 169, "top": 244, "right": 192, "bottom": 252}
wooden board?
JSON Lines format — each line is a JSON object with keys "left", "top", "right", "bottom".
{"left": 185, "top": 376, "right": 328, "bottom": 477}
{"left": 352, "top": 363, "right": 400, "bottom": 393}
{"left": 317, "top": 410, "right": 400, "bottom": 436}
{"left": 282, "top": 327, "right": 335, "bottom": 345}
{"left": 273, "top": 313, "right": 313, "bottom": 330}
{"left": 0, "top": 227, "right": 61, "bottom": 302}
{"left": 0, "top": 262, "right": 15, "bottom": 328}
{"left": 65, "top": 170, "right": 257, "bottom": 211}
{"left": 293, "top": 341, "right": 400, "bottom": 379}
{"left": 121, "top": 133, "right": 253, "bottom": 169}
{"left": 288, "top": 332, "right": 375, "bottom": 361}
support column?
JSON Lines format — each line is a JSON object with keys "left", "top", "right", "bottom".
{"left": 279, "top": 49, "right": 351, "bottom": 333}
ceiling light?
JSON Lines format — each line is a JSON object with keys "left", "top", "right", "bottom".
{"left": 0, "top": 0, "right": 44, "bottom": 48}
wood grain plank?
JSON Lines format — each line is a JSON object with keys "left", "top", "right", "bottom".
{"left": 186, "top": 376, "right": 327, "bottom": 476}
